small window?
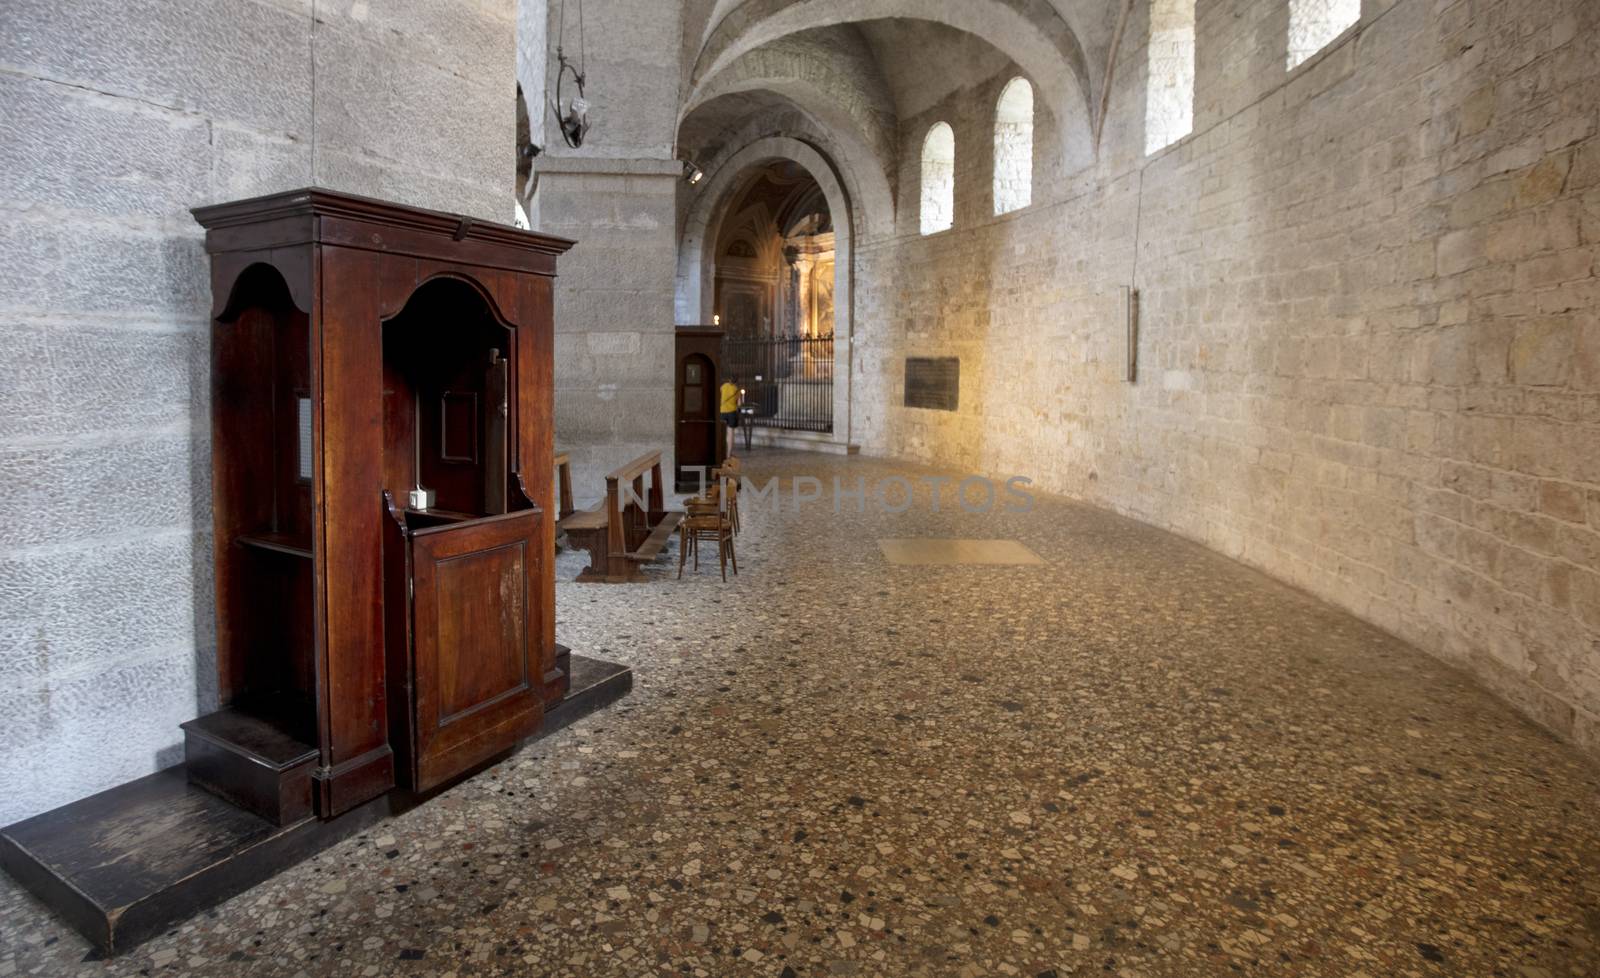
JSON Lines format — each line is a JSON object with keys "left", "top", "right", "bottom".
{"left": 993, "top": 79, "right": 1033, "bottom": 215}
{"left": 1288, "top": 0, "right": 1359, "bottom": 69}
{"left": 1145, "top": 0, "right": 1195, "bottom": 154}
{"left": 920, "top": 123, "right": 955, "bottom": 235}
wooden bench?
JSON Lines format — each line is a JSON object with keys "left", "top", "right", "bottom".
{"left": 551, "top": 451, "right": 576, "bottom": 551}
{"left": 561, "top": 451, "right": 684, "bottom": 583}
{"left": 553, "top": 451, "right": 576, "bottom": 521}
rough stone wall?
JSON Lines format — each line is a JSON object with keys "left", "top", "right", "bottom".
{"left": 538, "top": 160, "right": 681, "bottom": 502}
{"left": 854, "top": 0, "right": 1600, "bottom": 758}
{"left": 0, "top": 0, "right": 517, "bottom": 825}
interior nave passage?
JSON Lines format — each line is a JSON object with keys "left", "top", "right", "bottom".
{"left": 6, "top": 453, "right": 1600, "bottom": 976}
{"left": 0, "top": 0, "right": 1597, "bottom": 974}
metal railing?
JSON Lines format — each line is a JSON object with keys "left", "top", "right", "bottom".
{"left": 722, "top": 335, "right": 834, "bottom": 433}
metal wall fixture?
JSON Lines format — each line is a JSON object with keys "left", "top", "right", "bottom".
{"left": 551, "top": 0, "right": 591, "bottom": 149}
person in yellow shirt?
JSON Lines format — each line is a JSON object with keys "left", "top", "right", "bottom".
{"left": 719, "top": 376, "right": 741, "bottom": 458}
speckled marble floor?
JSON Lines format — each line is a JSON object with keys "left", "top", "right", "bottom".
{"left": 3, "top": 451, "right": 1598, "bottom": 977}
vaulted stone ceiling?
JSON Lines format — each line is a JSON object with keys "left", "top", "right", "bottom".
{"left": 674, "top": 0, "right": 1113, "bottom": 237}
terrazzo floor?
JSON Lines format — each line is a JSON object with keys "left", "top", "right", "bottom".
{"left": 2, "top": 451, "right": 1598, "bottom": 977}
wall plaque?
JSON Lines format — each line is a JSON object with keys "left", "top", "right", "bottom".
{"left": 904, "top": 357, "right": 959, "bottom": 411}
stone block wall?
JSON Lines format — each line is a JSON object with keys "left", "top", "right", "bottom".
{"left": 854, "top": 0, "right": 1600, "bottom": 758}
{"left": 0, "top": 0, "right": 517, "bottom": 825}
{"left": 532, "top": 0, "right": 684, "bottom": 501}
{"left": 537, "top": 162, "right": 681, "bottom": 501}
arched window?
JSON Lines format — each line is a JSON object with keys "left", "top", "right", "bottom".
{"left": 920, "top": 122, "right": 955, "bottom": 235}
{"left": 993, "top": 79, "right": 1033, "bottom": 215}
{"left": 1288, "top": 0, "right": 1359, "bottom": 69}
{"left": 1145, "top": 0, "right": 1194, "bottom": 154}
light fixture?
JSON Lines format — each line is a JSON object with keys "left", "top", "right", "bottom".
{"left": 550, "top": 0, "right": 592, "bottom": 149}
{"left": 712, "top": 314, "right": 721, "bottom": 326}
{"left": 683, "top": 159, "right": 704, "bottom": 185}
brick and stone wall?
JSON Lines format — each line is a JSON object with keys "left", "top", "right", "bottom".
{"left": 0, "top": 0, "right": 517, "bottom": 824}
{"left": 854, "top": 0, "right": 1600, "bottom": 758}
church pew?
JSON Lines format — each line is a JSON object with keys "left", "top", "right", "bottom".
{"left": 560, "top": 450, "right": 684, "bottom": 582}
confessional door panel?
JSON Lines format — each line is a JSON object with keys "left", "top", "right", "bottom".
{"left": 675, "top": 353, "right": 717, "bottom": 486}
{"left": 407, "top": 509, "right": 542, "bottom": 791}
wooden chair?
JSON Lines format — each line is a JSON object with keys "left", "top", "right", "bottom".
{"left": 678, "top": 476, "right": 737, "bottom": 581}
{"left": 719, "top": 462, "right": 741, "bottom": 535}
{"left": 695, "top": 457, "right": 741, "bottom": 535}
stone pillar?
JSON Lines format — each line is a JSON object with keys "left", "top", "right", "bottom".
{"left": 528, "top": 0, "right": 685, "bottom": 503}
{"left": 534, "top": 159, "right": 680, "bottom": 501}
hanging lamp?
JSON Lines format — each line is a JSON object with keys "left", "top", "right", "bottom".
{"left": 550, "top": 0, "right": 592, "bottom": 149}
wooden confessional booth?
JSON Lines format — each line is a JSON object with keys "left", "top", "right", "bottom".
{"left": 188, "top": 188, "right": 575, "bottom": 820}
{"left": 0, "top": 189, "right": 629, "bottom": 955}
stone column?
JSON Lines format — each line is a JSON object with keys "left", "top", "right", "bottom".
{"left": 795, "top": 252, "right": 815, "bottom": 339}
{"left": 533, "top": 158, "right": 680, "bottom": 500}
{"left": 527, "top": 0, "right": 685, "bottom": 502}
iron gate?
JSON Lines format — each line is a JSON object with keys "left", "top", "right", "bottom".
{"left": 721, "top": 336, "right": 834, "bottom": 433}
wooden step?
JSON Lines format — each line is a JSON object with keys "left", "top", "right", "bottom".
{"left": 624, "top": 510, "right": 685, "bottom": 562}
{"left": 0, "top": 653, "right": 632, "bottom": 955}
{"left": 557, "top": 506, "right": 607, "bottom": 532}
{"left": 181, "top": 704, "right": 319, "bottom": 826}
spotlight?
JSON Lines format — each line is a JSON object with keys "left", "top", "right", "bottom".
{"left": 683, "top": 160, "right": 704, "bottom": 185}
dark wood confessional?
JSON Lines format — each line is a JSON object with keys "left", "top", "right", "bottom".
{"left": 188, "top": 188, "right": 575, "bottom": 821}
{"left": 0, "top": 190, "right": 636, "bottom": 956}
{"left": 674, "top": 326, "right": 725, "bottom": 491}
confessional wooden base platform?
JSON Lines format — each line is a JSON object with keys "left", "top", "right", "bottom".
{"left": 0, "top": 653, "right": 630, "bottom": 957}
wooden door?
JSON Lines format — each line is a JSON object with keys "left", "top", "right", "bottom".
{"left": 675, "top": 353, "right": 717, "bottom": 487}
{"left": 407, "top": 510, "right": 542, "bottom": 791}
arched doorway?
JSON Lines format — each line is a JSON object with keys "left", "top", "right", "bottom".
{"left": 711, "top": 161, "right": 835, "bottom": 342}
{"left": 677, "top": 138, "right": 857, "bottom": 449}
{"left": 674, "top": 342, "right": 722, "bottom": 489}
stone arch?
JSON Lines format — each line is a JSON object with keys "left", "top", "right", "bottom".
{"left": 688, "top": 0, "right": 1095, "bottom": 167}
{"left": 678, "top": 136, "right": 860, "bottom": 447}
{"left": 678, "top": 137, "right": 854, "bottom": 339}
{"left": 680, "top": 28, "right": 899, "bottom": 202}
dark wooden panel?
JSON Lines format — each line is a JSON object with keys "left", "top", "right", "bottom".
{"left": 408, "top": 510, "right": 542, "bottom": 791}
{"left": 904, "top": 356, "right": 960, "bottom": 411}
{"left": 524, "top": 274, "right": 562, "bottom": 700}
{"left": 440, "top": 391, "right": 479, "bottom": 463}
{"left": 322, "top": 218, "right": 557, "bottom": 278}
{"left": 0, "top": 766, "right": 386, "bottom": 955}
{"left": 202, "top": 215, "right": 317, "bottom": 258}
{"left": 314, "top": 244, "right": 392, "bottom": 813}
{"left": 432, "top": 545, "right": 527, "bottom": 719}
